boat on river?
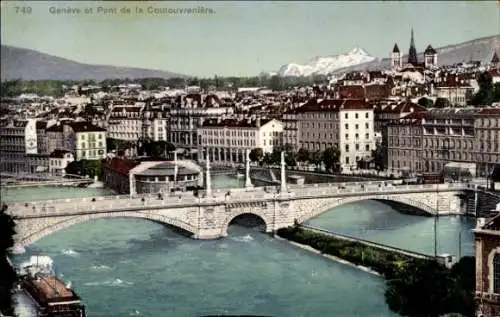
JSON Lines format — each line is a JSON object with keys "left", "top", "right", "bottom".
{"left": 17, "top": 256, "right": 86, "bottom": 317}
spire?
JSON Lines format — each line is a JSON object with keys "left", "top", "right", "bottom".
{"left": 392, "top": 43, "right": 400, "bottom": 53}
{"left": 492, "top": 51, "right": 499, "bottom": 64}
{"left": 408, "top": 27, "right": 418, "bottom": 66}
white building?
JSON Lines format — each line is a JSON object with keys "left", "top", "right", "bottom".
{"left": 107, "top": 105, "right": 144, "bottom": 142}
{"left": 49, "top": 150, "right": 75, "bottom": 176}
{"left": 198, "top": 118, "right": 283, "bottom": 164}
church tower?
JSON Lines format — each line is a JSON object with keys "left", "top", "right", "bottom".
{"left": 391, "top": 43, "right": 402, "bottom": 69}
{"left": 424, "top": 45, "right": 438, "bottom": 68}
{"left": 407, "top": 28, "right": 419, "bottom": 66}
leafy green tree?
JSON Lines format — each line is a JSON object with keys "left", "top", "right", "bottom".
{"left": 371, "top": 143, "right": 387, "bottom": 171}
{"left": 471, "top": 72, "right": 494, "bottom": 106}
{"left": 249, "top": 148, "right": 264, "bottom": 162}
{"left": 296, "top": 148, "right": 310, "bottom": 162}
{"left": 65, "top": 159, "right": 102, "bottom": 179}
{"left": 434, "top": 98, "right": 451, "bottom": 108}
{"left": 418, "top": 97, "right": 434, "bottom": 108}
{"left": 285, "top": 152, "right": 297, "bottom": 167}
{"left": 271, "top": 149, "right": 282, "bottom": 165}
{"left": 323, "top": 147, "right": 340, "bottom": 172}
{"left": 309, "top": 151, "right": 323, "bottom": 168}
{"left": 262, "top": 153, "right": 273, "bottom": 165}
{"left": 0, "top": 204, "right": 17, "bottom": 316}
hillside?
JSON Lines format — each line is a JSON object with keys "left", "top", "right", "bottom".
{"left": 330, "top": 34, "right": 500, "bottom": 75}
{"left": 1, "top": 45, "right": 185, "bottom": 81}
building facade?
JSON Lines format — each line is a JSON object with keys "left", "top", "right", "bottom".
{"left": 63, "top": 122, "right": 107, "bottom": 161}
{"left": 198, "top": 118, "right": 283, "bottom": 164}
{"left": 287, "top": 99, "right": 375, "bottom": 171}
{"left": 474, "top": 215, "right": 500, "bottom": 317}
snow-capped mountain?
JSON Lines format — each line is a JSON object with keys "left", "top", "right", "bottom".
{"left": 277, "top": 47, "right": 377, "bottom": 77}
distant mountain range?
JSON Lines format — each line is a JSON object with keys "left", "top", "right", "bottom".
{"left": 273, "top": 34, "right": 500, "bottom": 77}
{"left": 1, "top": 45, "right": 185, "bottom": 82}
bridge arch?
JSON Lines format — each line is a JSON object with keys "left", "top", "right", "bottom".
{"left": 296, "top": 195, "right": 437, "bottom": 224}
{"left": 220, "top": 210, "right": 270, "bottom": 237}
{"left": 19, "top": 211, "right": 198, "bottom": 247}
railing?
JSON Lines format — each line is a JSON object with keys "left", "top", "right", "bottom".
{"left": 8, "top": 182, "right": 472, "bottom": 210}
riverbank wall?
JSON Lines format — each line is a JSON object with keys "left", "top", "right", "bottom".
{"left": 276, "top": 226, "right": 431, "bottom": 277}
{"left": 274, "top": 235, "right": 381, "bottom": 276}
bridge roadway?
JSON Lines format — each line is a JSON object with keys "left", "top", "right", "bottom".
{"left": 5, "top": 181, "right": 471, "bottom": 253}
{"left": 7, "top": 181, "right": 470, "bottom": 218}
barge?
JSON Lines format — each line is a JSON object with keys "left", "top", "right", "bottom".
{"left": 18, "top": 256, "right": 86, "bottom": 317}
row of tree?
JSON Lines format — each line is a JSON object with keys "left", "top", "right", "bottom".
{"left": 249, "top": 145, "right": 386, "bottom": 171}
{"left": 1, "top": 74, "right": 329, "bottom": 97}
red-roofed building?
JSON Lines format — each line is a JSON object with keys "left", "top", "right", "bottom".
{"left": 433, "top": 75, "right": 474, "bottom": 106}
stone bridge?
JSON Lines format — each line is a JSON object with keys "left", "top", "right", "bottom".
{"left": 4, "top": 153, "right": 473, "bottom": 254}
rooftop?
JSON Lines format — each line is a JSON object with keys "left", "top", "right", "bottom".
{"left": 135, "top": 162, "right": 199, "bottom": 177}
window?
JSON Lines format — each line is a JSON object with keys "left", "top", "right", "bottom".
{"left": 494, "top": 253, "right": 500, "bottom": 294}
{"left": 355, "top": 124, "right": 359, "bottom": 130}
{"left": 345, "top": 144, "right": 349, "bottom": 152}
{"left": 365, "top": 144, "right": 370, "bottom": 151}
{"left": 355, "top": 113, "right": 359, "bottom": 119}
{"left": 355, "top": 144, "right": 359, "bottom": 150}
{"left": 346, "top": 157, "right": 350, "bottom": 164}
{"left": 365, "top": 123, "right": 369, "bottom": 129}
{"left": 365, "top": 113, "right": 369, "bottom": 118}
{"left": 345, "top": 113, "right": 348, "bottom": 119}
{"left": 345, "top": 133, "right": 349, "bottom": 140}
{"left": 345, "top": 124, "right": 349, "bottom": 130}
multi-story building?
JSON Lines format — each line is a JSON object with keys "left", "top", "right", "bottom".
{"left": 387, "top": 107, "right": 499, "bottom": 177}
{"left": 63, "top": 122, "right": 107, "bottom": 161}
{"left": 0, "top": 118, "right": 48, "bottom": 173}
{"left": 107, "top": 104, "right": 144, "bottom": 143}
{"left": 386, "top": 111, "right": 425, "bottom": 175}
{"left": 49, "top": 150, "right": 75, "bottom": 176}
{"left": 169, "top": 94, "right": 233, "bottom": 154}
{"left": 474, "top": 108, "right": 500, "bottom": 178}
{"left": 474, "top": 215, "right": 500, "bottom": 317}
{"left": 285, "top": 98, "right": 375, "bottom": 170}
{"left": 141, "top": 104, "right": 169, "bottom": 142}
{"left": 433, "top": 76, "right": 474, "bottom": 106}
{"left": 198, "top": 118, "right": 283, "bottom": 164}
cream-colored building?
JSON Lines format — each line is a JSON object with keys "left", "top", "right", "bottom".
{"left": 107, "top": 105, "right": 144, "bottom": 142}
{"left": 433, "top": 77, "right": 474, "bottom": 106}
{"left": 62, "top": 122, "right": 107, "bottom": 161}
{"left": 287, "top": 99, "right": 375, "bottom": 170}
{"left": 198, "top": 118, "right": 283, "bottom": 164}
{"left": 49, "top": 150, "right": 75, "bottom": 176}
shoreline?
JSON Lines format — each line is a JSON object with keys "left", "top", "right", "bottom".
{"left": 274, "top": 235, "right": 381, "bottom": 277}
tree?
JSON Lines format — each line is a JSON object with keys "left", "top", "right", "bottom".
{"left": 285, "top": 152, "right": 297, "bottom": 167}
{"left": 309, "top": 151, "right": 323, "bottom": 168}
{"left": 0, "top": 204, "right": 17, "bottom": 316}
{"left": 323, "top": 147, "right": 340, "bottom": 172}
{"left": 249, "top": 148, "right": 264, "bottom": 162}
{"left": 371, "top": 143, "right": 387, "bottom": 171}
{"left": 262, "top": 153, "right": 273, "bottom": 165}
{"left": 434, "top": 98, "right": 451, "bottom": 108}
{"left": 385, "top": 258, "right": 475, "bottom": 317}
{"left": 65, "top": 159, "right": 102, "bottom": 179}
{"left": 418, "top": 97, "right": 434, "bottom": 108}
{"left": 297, "top": 148, "right": 310, "bottom": 163}
{"left": 471, "top": 72, "right": 494, "bottom": 106}
{"left": 494, "top": 82, "right": 500, "bottom": 102}
{"left": 271, "top": 149, "right": 282, "bottom": 165}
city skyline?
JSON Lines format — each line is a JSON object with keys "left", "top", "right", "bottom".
{"left": 1, "top": 1, "right": 499, "bottom": 77}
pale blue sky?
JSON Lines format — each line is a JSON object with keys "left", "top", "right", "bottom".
{"left": 1, "top": 1, "right": 499, "bottom": 77}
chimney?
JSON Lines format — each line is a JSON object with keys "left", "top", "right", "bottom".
{"left": 256, "top": 118, "right": 261, "bottom": 128}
